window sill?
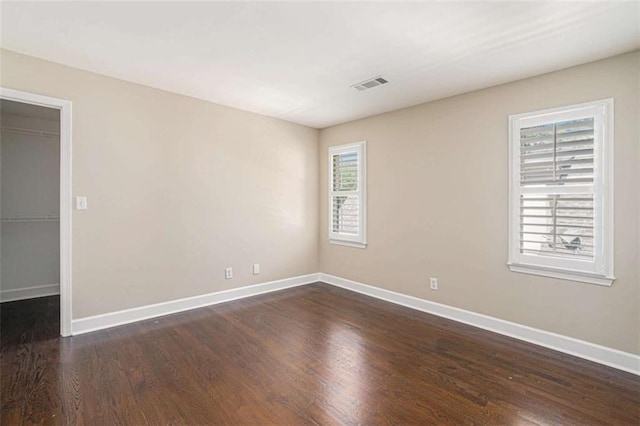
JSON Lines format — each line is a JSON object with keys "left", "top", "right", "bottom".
{"left": 329, "top": 239, "right": 367, "bottom": 249}
{"left": 508, "top": 264, "right": 614, "bottom": 286}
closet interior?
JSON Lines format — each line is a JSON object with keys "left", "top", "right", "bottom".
{"left": 0, "top": 100, "right": 61, "bottom": 309}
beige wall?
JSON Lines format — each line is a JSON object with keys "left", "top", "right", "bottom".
{"left": 0, "top": 49, "right": 319, "bottom": 318}
{"left": 319, "top": 51, "right": 640, "bottom": 354}
{"left": 2, "top": 47, "right": 637, "bottom": 355}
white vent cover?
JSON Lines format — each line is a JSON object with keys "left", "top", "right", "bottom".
{"left": 351, "top": 76, "right": 389, "bottom": 92}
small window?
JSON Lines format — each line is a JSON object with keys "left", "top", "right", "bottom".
{"left": 508, "top": 100, "right": 614, "bottom": 286}
{"left": 329, "top": 141, "right": 367, "bottom": 248}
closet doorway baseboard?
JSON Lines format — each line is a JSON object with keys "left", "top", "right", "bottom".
{"left": 0, "top": 284, "right": 60, "bottom": 303}
{"left": 0, "top": 87, "right": 73, "bottom": 337}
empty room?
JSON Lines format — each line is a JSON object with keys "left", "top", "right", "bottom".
{"left": 1, "top": 1, "right": 639, "bottom": 424}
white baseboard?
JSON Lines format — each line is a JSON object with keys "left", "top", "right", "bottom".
{"left": 0, "top": 283, "right": 60, "bottom": 302}
{"left": 72, "top": 273, "right": 320, "bottom": 335}
{"left": 319, "top": 273, "right": 640, "bottom": 376}
{"left": 68, "top": 271, "right": 639, "bottom": 375}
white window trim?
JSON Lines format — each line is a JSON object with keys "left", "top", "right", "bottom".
{"left": 507, "top": 99, "right": 614, "bottom": 286}
{"left": 328, "top": 141, "right": 367, "bottom": 248}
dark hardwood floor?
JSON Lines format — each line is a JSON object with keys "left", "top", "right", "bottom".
{"left": 1, "top": 283, "right": 639, "bottom": 425}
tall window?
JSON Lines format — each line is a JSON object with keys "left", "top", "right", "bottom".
{"left": 508, "top": 100, "right": 614, "bottom": 286}
{"left": 329, "top": 141, "right": 367, "bottom": 248}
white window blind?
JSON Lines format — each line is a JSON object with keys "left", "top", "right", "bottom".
{"left": 329, "top": 141, "right": 367, "bottom": 247}
{"left": 508, "top": 100, "right": 614, "bottom": 286}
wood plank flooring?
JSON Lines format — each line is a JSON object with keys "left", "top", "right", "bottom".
{"left": 2, "top": 283, "right": 639, "bottom": 425}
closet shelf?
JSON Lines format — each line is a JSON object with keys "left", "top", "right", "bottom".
{"left": 1, "top": 125, "right": 60, "bottom": 138}
{"left": 1, "top": 216, "right": 60, "bottom": 223}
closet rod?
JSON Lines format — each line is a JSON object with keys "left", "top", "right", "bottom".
{"left": 0, "top": 125, "right": 60, "bottom": 138}
{"left": 1, "top": 216, "right": 60, "bottom": 223}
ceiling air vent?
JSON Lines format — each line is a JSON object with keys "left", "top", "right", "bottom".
{"left": 351, "top": 76, "right": 389, "bottom": 92}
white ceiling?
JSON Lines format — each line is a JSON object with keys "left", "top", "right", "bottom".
{"left": 1, "top": 2, "right": 638, "bottom": 129}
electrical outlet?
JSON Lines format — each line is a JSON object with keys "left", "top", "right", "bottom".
{"left": 253, "top": 264, "right": 260, "bottom": 275}
{"left": 430, "top": 277, "right": 438, "bottom": 290}
{"left": 225, "top": 267, "right": 233, "bottom": 279}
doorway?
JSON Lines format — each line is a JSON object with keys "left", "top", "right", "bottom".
{"left": 0, "top": 88, "right": 72, "bottom": 337}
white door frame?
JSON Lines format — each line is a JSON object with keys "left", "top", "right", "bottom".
{"left": 0, "top": 87, "right": 73, "bottom": 336}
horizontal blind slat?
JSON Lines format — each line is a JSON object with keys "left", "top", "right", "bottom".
{"left": 522, "top": 148, "right": 593, "bottom": 160}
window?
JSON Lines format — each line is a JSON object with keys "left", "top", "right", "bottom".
{"left": 329, "top": 141, "right": 367, "bottom": 248}
{"left": 508, "top": 99, "right": 614, "bottom": 286}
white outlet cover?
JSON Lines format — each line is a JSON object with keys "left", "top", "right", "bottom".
{"left": 225, "top": 267, "right": 233, "bottom": 279}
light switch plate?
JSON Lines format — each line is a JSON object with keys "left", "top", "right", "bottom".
{"left": 76, "top": 196, "right": 88, "bottom": 210}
